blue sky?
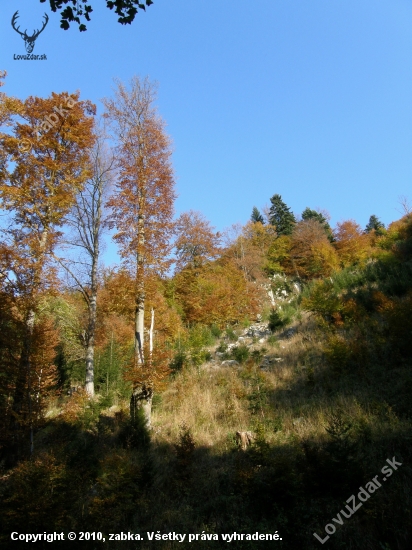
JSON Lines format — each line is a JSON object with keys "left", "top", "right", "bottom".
{"left": 1, "top": 0, "right": 412, "bottom": 263}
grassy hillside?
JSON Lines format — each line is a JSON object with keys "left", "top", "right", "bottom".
{"left": 1, "top": 215, "right": 412, "bottom": 549}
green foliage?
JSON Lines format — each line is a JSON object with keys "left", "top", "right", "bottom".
{"left": 267, "top": 334, "right": 279, "bottom": 347}
{"left": 210, "top": 323, "right": 222, "bottom": 338}
{"left": 170, "top": 349, "right": 187, "bottom": 373}
{"left": 365, "top": 214, "right": 386, "bottom": 235}
{"left": 174, "top": 423, "right": 196, "bottom": 458}
{"left": 240, "top": 368, "right": 270, "bottom": 416}
{"left": 251, "top": 348, "right": 265, "bottom": 363}
{"left": 171, "top": 324, "right": 216, "bottom": 369}
{"left": 225, "top": 326, "right": 238, "bottom": 342}
{"left": 230, "top": 344, "right": 250, "bottom": 364}
{"left": 251, "top": 206, "right": 264, "bottom": 224}
{"left": 268, "top": 308, "right": 290, "bottom": 331}
{"left": 119, "top": 407, "right": 151, "bottom": 451}
{"left": 95, "top": 337, "right": 133, "bottom": 398}
{"left": 269, "top": 194, "right": 296, "bottom": 236}
{"left": 216, "top": 341, "right": 228, "bottom": 353}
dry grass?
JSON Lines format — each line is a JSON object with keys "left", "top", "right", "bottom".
{"left": 151, "top": 310, "right": 409, "bottom": 461}
{"left": 152, "top": 366, "right": 250, "bottom": 448}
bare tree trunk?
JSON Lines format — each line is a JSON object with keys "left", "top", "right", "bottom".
{"left": 149, "top": 307, "right": 154, "bottom": 356}
{"left": 59, "top": 125, "right": 113, "bottom": 397}
{"left": 85, "top": 293, "right": 96, "bottom": 397}
{"left": 131, "top": 211, "right": 153, "bottom": 428}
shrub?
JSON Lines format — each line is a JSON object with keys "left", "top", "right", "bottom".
{"left": 268, "top": 309, "right": 288, "bottom": 331}
{"left": 170, "top": 350, "right": 187, "bottom": 373}
{"left": 230, "top": 344, "right": 250, "bottom": 364}
{"left": 210, "top": 323, "right": 221, "bottom": 338}
{"left": 216, "top": 341, "right": 228, "bottom": 353}
{"left": 225, "top": 327, "right": 238, "bottom": 342}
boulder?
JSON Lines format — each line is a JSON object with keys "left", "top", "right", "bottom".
{"left": 221, "top": 360, "right": 240, "bottom": 367}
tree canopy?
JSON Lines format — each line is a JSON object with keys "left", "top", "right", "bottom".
{"left": 251, "top": 206, "right": 264, "bottom": 224}
{"left": 268, "top": 194, "right": 296, "bottom": 236}
{"left": 365, "top": 214, "right": 386, "bottom": 235}
{"left": 40, "top": 0, "right": 154, "bottom": 31}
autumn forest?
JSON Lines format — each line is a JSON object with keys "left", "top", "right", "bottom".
{"left": 0, "top": 71, "right": 411, "bottom": 549}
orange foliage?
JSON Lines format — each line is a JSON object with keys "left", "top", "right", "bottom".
{"left": 98, "top": 268, "right": 184, "bottom": 344}
{"left": 290, "top": 219, "right": 339, "bottom": 278}
{"left": 333, "top": 220, "right": 371, "bottom": 267}
{"left": 174, "top": 260, "right": 260, "bottom": 327}
{"left": 124, "top": 340, "right": 172, "bottom": 393}
{"left": 174, "top": 210, "right": 221, "bottom": 271}
{"left": 104, "top": 77, "right": 176, "bottom": 276}
{"left": 224, "top": 221, "right": 276, "bottom": 282}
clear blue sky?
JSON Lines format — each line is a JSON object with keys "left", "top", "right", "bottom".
{"left": 1, "top": 0, "right": 411, "bottom": 256}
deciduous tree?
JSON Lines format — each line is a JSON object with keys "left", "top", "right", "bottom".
{"left": 290, "top": 219, "right": 338, "bottom": 278}
{"left": 103, "top": 76, "right": 176, "bottom": 426}
{"left": 0, "top": 90, "right": 95, "bottom": 458}
{"left": 301, "top": 207, "right": 333, "bottom": 241}
{"left": 224, "top": 221, "right": 276, "bottom": 283}
{"left": 40, "top": 0, "right": 154, "bottom": 31}
{"left": 333, "top": 220, "right": 371, "bottom": 268}
{"left": 174, "top": 210, "right": 220, "bottom": 272}
{"left": 55, "top": 120, "right": 115, "bottom": 396}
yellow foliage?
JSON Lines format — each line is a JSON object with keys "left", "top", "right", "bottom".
{"left": 334, "top": 220, "right": 371, "bottom": 267}
{"left": 174, "top": 260, "right": 259, "bottom": 327}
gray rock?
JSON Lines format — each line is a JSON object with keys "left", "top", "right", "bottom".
{"left": 221, "top": 360, "right": 240, "bottom": 367}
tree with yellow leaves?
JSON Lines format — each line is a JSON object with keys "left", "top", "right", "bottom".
{"left": 0, "top": 88, "right": 95, "bottom": 459}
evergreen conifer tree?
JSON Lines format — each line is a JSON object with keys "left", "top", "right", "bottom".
{"left": 251, "top": 206, "right": 264, "bottom": 224}
{"left": 269, "top": 194, "right": 296, "bottom": 236}
{"left": 365, "top": 215, "right": 385, "bottom": 235}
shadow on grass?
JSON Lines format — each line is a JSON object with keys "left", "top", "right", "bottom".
{"left": 0, "top": 401, "right": 411, "bottom": 550}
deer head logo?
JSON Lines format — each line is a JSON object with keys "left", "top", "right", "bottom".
{"left": 11, "top": 11, "right": 49, "bottom": 54}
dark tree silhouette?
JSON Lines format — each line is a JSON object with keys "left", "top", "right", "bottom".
{"left": 269, "top": 194, "right": 296, "bottom": 236}
{"left": 365, "top": 214, "right": 386, "bottom": 235}
{"left": 40, "top": 0, "right": 153, "bottom": 31}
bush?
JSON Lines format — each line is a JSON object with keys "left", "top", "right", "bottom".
{"left": 210, "top": 323, "right": 221, "bottom": 338}
{"left": 170, "top": 350, "right": 187, "bottom": 373}
{"left": 230, "top": 344, "right": 250, "bottom": 364}
{"left": 225, "top": 327, "right": 238, "bottom": 342}
{"left": 216, "top": 341, "right": 228, "bottom": 353}
{"left": 268, "top": 309, "right": 288, "bottom": 331}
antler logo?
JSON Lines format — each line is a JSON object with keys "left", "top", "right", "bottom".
{"left": 11, "top": 11, "right": 49, "bottom": 54}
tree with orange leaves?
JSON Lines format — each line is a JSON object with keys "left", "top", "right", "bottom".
{"left": 333, "top": 220, "right": 371, "bottom": 268}
{"left": 103, "top": 77, "right": 176, "bottom": 426}
{"left": 290, "top": 219, "right": 339, "bottom": 278}
{"left": 224, "top": 221, "right": 276, "bottom": 283}
{"left": 0, "top": 89, "right": 95, "bottom": 459}
{"left": 174, "top": 210, "right": 221, "bottom": 272}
